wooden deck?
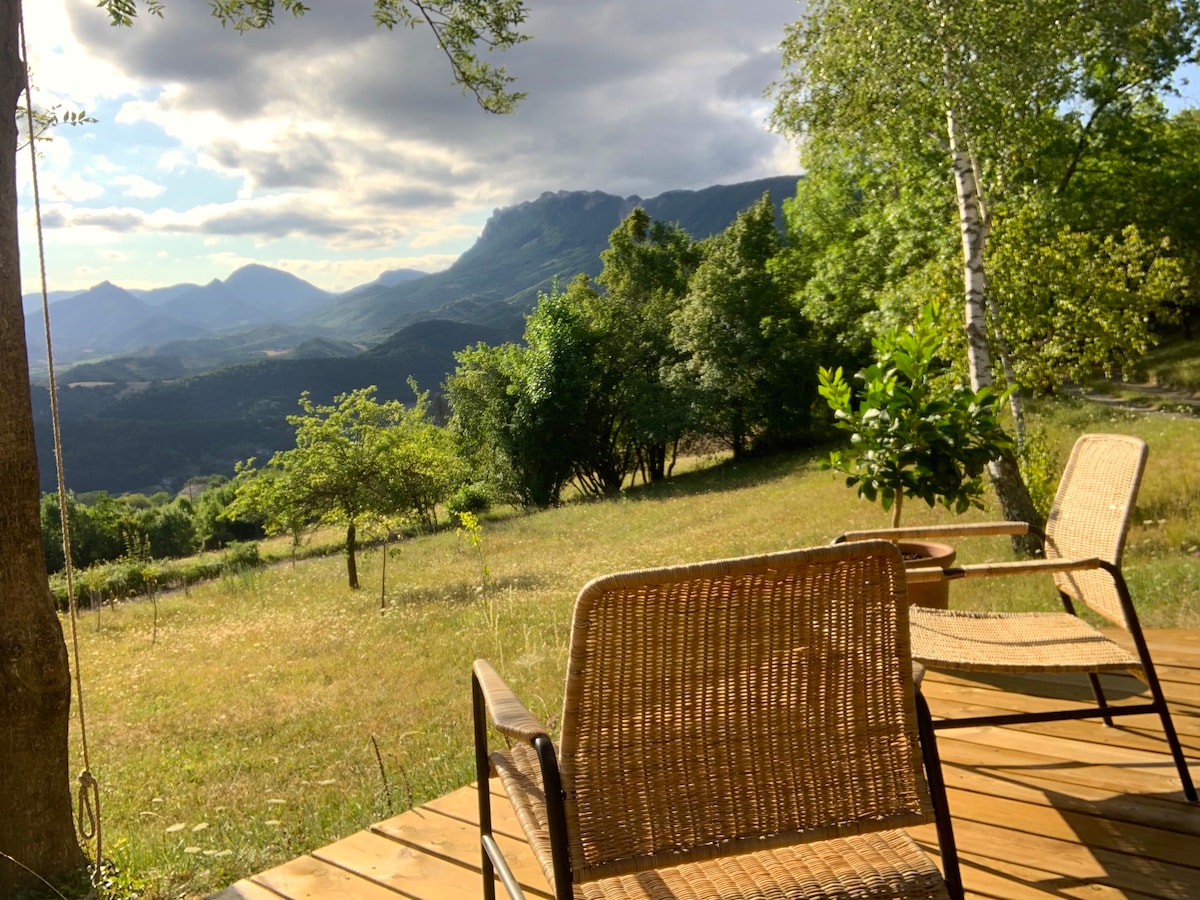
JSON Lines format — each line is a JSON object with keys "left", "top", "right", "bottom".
{"left": 210, "top": 629, "right": 1200, "bottom": 900}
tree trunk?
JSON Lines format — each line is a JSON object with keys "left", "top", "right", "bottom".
{"left": 947, "top": 111, "right": 993, "bottom": 390}
{"left": 969, "top": 153, "right": 1030, "bottom": 452}
{"left": 644, "top": 443, "right": 666, "bottom": 482}
{"left": 0, "top": 0, "right": 88, "bottom": 890}
{"left": 946, "top": 108, "right": 1042, "bottom": 555}
{"left": 346, "top": 521, "right": 359, "bottom": 588}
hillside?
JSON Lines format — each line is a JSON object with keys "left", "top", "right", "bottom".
{"left": 32, "top": 319, "right": 509, "bottom": 493}
{"left": 24, "top": 265, "right": 339, "bottom": 378}
{"left": 33, "top": 177, "right": 801, "bottom": 494}
{"left": 305, "top": 175, "right": 801, "bottom": 339}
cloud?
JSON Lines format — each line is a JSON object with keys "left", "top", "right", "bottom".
{"left": 27, "top": 0, "right": 803, "bottom": 291}
{"left": 112, "top": 173, "right": 166, "bottom": 198}
{"left": 207, "top": 134, "right": 337, "bottom": 190}
{"left": 53, "top": 208, "right": 146, "bottom": 232}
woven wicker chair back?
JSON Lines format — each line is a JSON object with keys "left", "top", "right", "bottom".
{"left": 556, "top": 541, "right": 933, "bottom": 882}
{"left": 1045, "top": 433, "right": 1147, "bottom": 628}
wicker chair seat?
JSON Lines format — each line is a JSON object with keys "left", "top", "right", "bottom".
{"left": 571, "top": 834, "right": 949, "bottom": 900}
{"left": 494, "top": 742, "right": 950, "bottom": 900}
{"left": 910, "top": 608, "right": 1143, "bottom": 675}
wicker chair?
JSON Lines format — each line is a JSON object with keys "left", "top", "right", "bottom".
{"left": 472, "top": 541, "right": 964, "bottom": 900}
{"left": 836, "top": 432, "right": 1196, "bottom": 802}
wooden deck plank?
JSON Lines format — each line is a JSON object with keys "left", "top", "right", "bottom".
{"left": 939, "top": 784, "right": 1197, "bottom": 869}
{"left": 372, "top": 795, "right": 553, "bottom": 897}
{"left": 934, "top": 731, "right": 1195, "bottom": 800}
{"left": 310, "top": 829, "right": 482, "bottom": 900}
{"left": 249, "top": 854, "right": 411, "bottom": 900}
{"left": 938, "top": 727, "right": 1194, "bottom": 795}
{"left": 206, "top": 880, "right": 286, "bottom": 900}
{"left": 937, "top": 759, "right": 1200, "bottom": 837}
{"left": 207, "top": 629, "right": 1200, "bottom": 900}
{"left": 931, "top": 818, "right": 1198, "bottom": 900}
{"left": 922, "top": 679, "right": 1200, "bottom": 725}
{"left": 908, "top": 821, "right": 1162, "bottom": 900}
{"left": 920, "top": 698, "right": 1200, "bottom": 766}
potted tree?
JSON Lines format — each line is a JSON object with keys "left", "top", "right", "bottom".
{"left": 817, "top": 304, "right": 1013, "bottom": 607}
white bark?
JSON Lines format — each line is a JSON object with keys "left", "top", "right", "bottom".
{"left": 946, "top": 106, "right": 1043, "bottom": 543}
{"left": 969, "top": 153, "right": 1027, "bottom": 448}
{"left": 947, "top": 107, "right": 992, "bottom": 391}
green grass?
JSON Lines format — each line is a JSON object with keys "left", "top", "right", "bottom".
{"left": 62, "top": 400, "right": 1200, "bottom": 898}
{"left": 1134, "top": 335, "right": 1200, "bottom": 393}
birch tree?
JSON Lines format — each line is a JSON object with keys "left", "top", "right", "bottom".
{"left": 773, "top": 0, "right": 1200, "bottom": 541}
{"left": 1, "top": 1, "right": 525, "bottom": 892}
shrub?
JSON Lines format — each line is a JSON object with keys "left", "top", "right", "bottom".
{"left": 818, "top": 303, "right": 1013, "bottom": 526}
{"left": 446, "top": 482, "right": 493, "bottom": 517}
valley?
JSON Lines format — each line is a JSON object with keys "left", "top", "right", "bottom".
{"left": 28, "top": 176, "right": 799, "bottom": 493}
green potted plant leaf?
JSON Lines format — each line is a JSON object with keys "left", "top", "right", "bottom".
{"left": 818, "top": 304, "right": 1013, "bottom": 607}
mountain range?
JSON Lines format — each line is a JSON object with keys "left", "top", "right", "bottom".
{"left": 28, "top": 175, "right": 801, "bottom": 493}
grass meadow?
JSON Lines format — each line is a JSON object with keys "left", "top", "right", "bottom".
{"left": 62, "top": 396, "right": 1200, "bottom": 898}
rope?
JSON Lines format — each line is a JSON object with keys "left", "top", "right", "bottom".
{"left": 19, "top": 8, "right": 103, "bottom": 882}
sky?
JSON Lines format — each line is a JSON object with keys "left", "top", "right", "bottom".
{"left": 18, "top": 0, "right": 803, "bottom": 295}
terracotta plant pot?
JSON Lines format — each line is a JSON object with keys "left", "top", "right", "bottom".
{"left": 898, "top": 540, "right": 956, "bottom": 609}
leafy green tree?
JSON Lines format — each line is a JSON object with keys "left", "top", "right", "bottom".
{"left": 510, "top": 283, "right": 600, "bottom": 504}
{"left": 449, "top": 275, "right": 647, "bottom": 507}
{"left": 138, "top": 500, "right": 200, "bottom": 559}
{"left": 231, "top": 386, "right": 463, "bottom": 588}
{"left": 989, "top": 212, "right": 1188, "bottom": 393}
{"left": 1042, "top": 105, "right": 1200, "bottom": 336}
{"left": 772, "top": 0, "right": 1199, "bottom": 536}
{"left": 376, "top": 398, "right": 470, "bottom": 530}
{"left": 590, "top": 209, "right": 700, "bottom": 481}
{"left": 670, "top": 193, "right": 814, "bottom": 457}
{"left": 2, "top": 3, "right": 526, "bottom": 887}
{"left": 446, "top": 340, "right": 528, "bottom": 505}
{"left": 40, "top": 491, "right": 131, "bottom": 573}
{"left": 772, "top": 139, "right": 957, "bottom": 374}
{"left": 39, "top": 493, "right": 73, "bottom": 574}
{"left": 194, "top": 478, "right": 267, "bottom": 550}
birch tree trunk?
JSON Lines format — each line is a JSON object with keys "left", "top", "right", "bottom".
{"left": 947, "top": 107, "right": 1043, "bottom": 552}
{"left": 0, "top": 0, "right": 88, "bottom": 890}
{"left": 968, "top": 153, "right": 1028, "bottom": 448}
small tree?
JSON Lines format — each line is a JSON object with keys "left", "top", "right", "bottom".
{"left": 446, "top": 341, "right": 527, "bottom": 505}
{"left": 230, "top": 385, "right": 466, "bottom": 588}
{"left": 818, "top": 305, "right": 1012, "bottom": 527}
{"left": 447, "top": 285, "right": 599, "bottom": 508}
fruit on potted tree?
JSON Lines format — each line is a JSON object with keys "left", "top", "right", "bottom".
{"left": 817, "top": 304, "right": 1013, "bottom": 608}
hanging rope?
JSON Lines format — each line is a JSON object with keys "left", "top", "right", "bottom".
{"left": 19, "top": 8, "right": 103, "bottom": 883}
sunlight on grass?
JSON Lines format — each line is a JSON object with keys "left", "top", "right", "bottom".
{"left": 63, "top": 402, "right": 1200, "bottom": 898}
